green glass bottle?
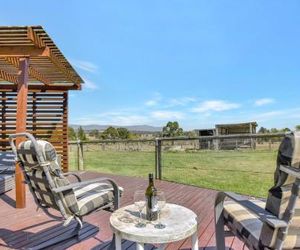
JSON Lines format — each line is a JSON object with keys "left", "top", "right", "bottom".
{"left": 145, "top": 173, "right": 158, "bottom": 221}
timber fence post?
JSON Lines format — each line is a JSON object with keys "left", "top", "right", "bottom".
{"left": 155, "top": 138, "right": 162, "bottom": 180}
{"left": 77, "top": 140, "right": 84, "bottom": 171}
{"left": 77, "top": 140, "right": 80, "bottom": 170}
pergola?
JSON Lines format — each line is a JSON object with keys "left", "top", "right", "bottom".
{"left": 0, "top": 26, "right": 83, "bottom": 208}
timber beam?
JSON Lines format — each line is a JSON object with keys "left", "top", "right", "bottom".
{"left": 0, "top": 83, "right": 81, "bottom": 91}
{"left": 4, "top": 56, "right": 52, "bottom": 85}
{"left": 0, "top": 46, "right": 49, "bottom": 57}
{"left": 47, "top": 48, "right": 81, "bottom": 85}
{"left": 0, "top": 70, "right": 18, "bottom": 85}
{"left": 27, "top": 26, "right": 45, "bottom": 48}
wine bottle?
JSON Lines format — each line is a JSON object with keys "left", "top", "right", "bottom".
{"left": 145, "top": 173, "right": 158, "bottom": 221}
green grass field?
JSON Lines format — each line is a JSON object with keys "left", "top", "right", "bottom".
{"left": 69, "top": 149, "right": 277, "bottom": 198}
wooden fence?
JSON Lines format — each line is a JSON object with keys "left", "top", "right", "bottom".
{"left": 69, "top": 132, "right": 287, "bottom": 179}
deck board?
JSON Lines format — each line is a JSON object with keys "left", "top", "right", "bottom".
{"left": 0, "top": 172, "right": 247, "bottom": 249}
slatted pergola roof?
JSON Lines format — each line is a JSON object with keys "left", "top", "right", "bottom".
{"left": 0, "top": 26, "right": 84, "bottom": 208}
{"left": 0, "top": 26, "right": 83, "bottom": 90}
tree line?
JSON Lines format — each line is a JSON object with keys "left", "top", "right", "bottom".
{"left": 258, "top": 127, "right": 291, "bottom": 134}
{"left": 68, "top": 126, "right": 138, "bottom": 141}
{"left": 68, "top": 121, "right": 187, "bottom": 141}
{"left": 257, "top": 125, "right": 300, "bottom": 134}
{"left": 68, "top": 122, "right": 300, "bottom": 141}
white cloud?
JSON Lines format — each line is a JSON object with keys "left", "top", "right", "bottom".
{"left": 145, "top": 100, "right": 158, "bottom": 106}
{"left": 145, "top": 94, "right": 196, "bottom": 108}
{"left": 251, "top": 107, "right": 300, "bottom": 121}
{"left": 71, "top": 59, "right": 98, "bottom": 73}
{"left": 151, "top": 111, "right": 184, "bottom": 120}
{"left": 254, "top": 98, "right": 275, "bottom": 106}
{"left": 102, "top": 115, "right": 149, "bottom": 126}
{"left": 192, "top": 100, "right": 240, "bottom": 113}
{"left": 166, "top": 97, "right": 196, "bottom": 107}
{"left": 254, "top": 110, "right": 283, "bottom": 119}
{"left": 73, "top": 108, "right": 186, "bottom": 127}
{"left": 83, "top": 78, "right": 98, "bottom": 90}
{"left": 73, "top": 112, "right": 150, "bottom": 126}
{"left": 145, "top": 92, "right": 162, "bottom": 107}
{"left": 70, "top": 105, "right": 300, "bottom": 130}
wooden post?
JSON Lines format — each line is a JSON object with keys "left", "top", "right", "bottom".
{"left": 77, "top": 140, "right": 80, "bottom": 170}
{"left": 155, "top": 139, "right": 162, "bottom": 180}
{"left": 215, "top": 128, "right": 220, "bottom": 150}
{"left": 15, "top": 57, "right": 29, "bottom": 208}
{"left": 62, "top": 92, "right": 68, "bottom": 172}
{"left": 158, "top": 140, "right": 162, "bottom": 179}
{"left": 249, "top": 123, "right": 254, "bottom": 149}
{"left": 155, "top": 139, "right": 158, "bottom": 179}
{"left": 80, "top": 142, "right": 84, "bottom": 170}
{"left": 1, "top": 92, "right": 5, "bottom": 151}
{"left": 77, "top": 140, "right": 84, "bottom": 171}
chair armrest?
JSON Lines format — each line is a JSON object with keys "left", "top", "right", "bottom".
{"left": 52, "top": 177, "right": 120, "bottom": 210}
{"left": 215, "top": 192, "right": 288, "bottom": 229}
{"left": 62, "top": 172, "right": 82, "bottom": 182}
{"left": 280, "top": 165, "right": 300, "bottom": 179}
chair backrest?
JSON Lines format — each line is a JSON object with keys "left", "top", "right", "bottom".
{"left": 266, "top": 132, "right": 300, "bottom": 218}
{"left": 262, "top": 132, "right": 300, "bottom": 248}
{"left": 12, "top": 134, "right": 79, "bottom": 218}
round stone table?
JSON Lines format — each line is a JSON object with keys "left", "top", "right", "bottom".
{"left": 110, "top": 203, "right": 198, "bottom": 250}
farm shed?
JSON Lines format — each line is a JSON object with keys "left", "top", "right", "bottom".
{"left": 0, "top": 26, "right": 83, "bottom": 207}
{"left": 215, "top": 122, "right": 257, "bottom": 150}
{"left": 197, "top": 128, "right": 215, "bottom": 149}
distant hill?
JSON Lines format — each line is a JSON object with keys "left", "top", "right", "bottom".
{"left": 70, "top": 124, "right": 162, "bottom": 133}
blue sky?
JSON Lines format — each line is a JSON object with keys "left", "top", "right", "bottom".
{"left": 2, "top": 1, "right": 300, "bottom": 130}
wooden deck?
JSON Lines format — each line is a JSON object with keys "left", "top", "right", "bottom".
{"left": 0, "top": 172, "right": 247, "bottom": 249}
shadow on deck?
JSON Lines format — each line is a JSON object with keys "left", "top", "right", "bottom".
{"left": 0, "top": 172, "right": 246, "bottom": 249}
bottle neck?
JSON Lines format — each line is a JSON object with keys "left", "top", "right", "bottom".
{"left": 149, "top": 176, "right": 154, "bottom": 186}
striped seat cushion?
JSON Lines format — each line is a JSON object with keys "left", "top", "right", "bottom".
{"left": 17, "top": 140, "right": 57, "bottom": 168}
{"left": 17, "top": 140, "right": 78, "bottom": 213}
{"left": 73, "top": 183, "right": 123, "bottom": 216}
{"left": 224, "top": 200, "right": 300, "bottom": 249}
{"left": 17, "top": 138, "right": 123, "bottom": 218}
{"left": 27, "top": 169, "right": 60, "bottom": 209}
{"left": 224, "top": 200, "right": 266, "bottom": 250}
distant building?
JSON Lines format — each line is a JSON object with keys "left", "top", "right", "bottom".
{"left": 197, "top": 122, "right": 258, "bottom": 150}
{"left": 197, "top": 129, "right": 215, "bottom": 149}
{"left": 215, "top": 122, "right": 257, "bottom": 136}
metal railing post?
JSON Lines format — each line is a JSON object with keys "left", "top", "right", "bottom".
{"left": 155, "top": 138, "right": 162, "bottom": 180}
{"left": 158, "top": 139, "right": 162, "bottom": 180}
{"left": 155, "top": 139, "right": 158, "bottom": 179}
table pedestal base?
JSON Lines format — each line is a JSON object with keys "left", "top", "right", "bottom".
{"left": 115, "top": 232, "right": 122, "bottom": 250}
{"left": 115, "top": 232, "right": 198, "bottom": 250}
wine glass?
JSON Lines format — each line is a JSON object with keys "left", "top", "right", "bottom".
{"left": 134, "top": 190, "right": 146, "bottom": 228}
{"left": 154, "top": 191, "right": 166, "bottom": 229}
